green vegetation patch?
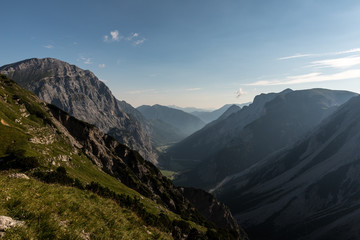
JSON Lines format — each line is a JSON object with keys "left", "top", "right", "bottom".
{"left": 0, "top": 172, "right": 172, "bottom": 240}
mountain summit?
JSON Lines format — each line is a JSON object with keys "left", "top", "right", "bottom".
{"left": 0, "top": 58, "right": 157, "bottom": 163}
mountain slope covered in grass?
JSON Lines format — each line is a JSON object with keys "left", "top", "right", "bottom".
{"left": 0, "top": 74, "right": 246, "bottom": 240}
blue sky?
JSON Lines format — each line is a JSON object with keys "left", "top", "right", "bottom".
{"left": 1, "top": 0, "right": 360, "bottom": 109}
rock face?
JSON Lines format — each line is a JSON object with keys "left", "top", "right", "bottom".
{"left": 0, "top": 58, "right": 157, "bottom": 164}
{"left": 179, "top": 187, "right": 245, "bottom": 237}
{"left": 166, "top": 89, "right": 357, "bottom": 190}
{"left": 0, "top": 216, "right": 24, "bottom": 237}
{"left": 215, "top": 95, "right": 360, "bottom": 240}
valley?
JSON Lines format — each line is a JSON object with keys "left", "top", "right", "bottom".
{"left": 2, "top": 57, "right": 360, "bottom": 240}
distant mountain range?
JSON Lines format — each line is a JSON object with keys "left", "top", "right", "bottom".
{"left": 159, "top": 89, "right": 290, "bottom": 171}
{"left": 137, "top": 104, "right": 206, "bottom": 146}
{"left": 0, "top": 58, "right": 157, "bottom": 164}
{"left": 167, "top": 105, "right": 214, "bottom": 113}
{"left": 214, "top": 94, "right": 360, "bottom": 240}
{"left": 191, "top": 103, "right": 249, "bottom": 124}
{"left": 162, "top": 89, "right": 357, "bottom": 190}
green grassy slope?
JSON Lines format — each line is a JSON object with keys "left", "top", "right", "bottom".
{"left": 0, "top": 172, "right": 172, "bottom": 240}
{"left": 0, "top": 75, "right": 240, "bottom": 239}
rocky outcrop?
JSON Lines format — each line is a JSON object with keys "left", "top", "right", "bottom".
{"left": 0, "top": 58, "right": 157, "bottom": 164}
{"left": 180, "top": 187, "right": 248, "bottom": 239}
{"left": 0, "top": 216, "right": 24, "bottom": 237}
{"left": 47, "top": 105, "right": 192, "bottom": 214}
{"left": 8, "top": 173, "right": 30, "bottom": 179}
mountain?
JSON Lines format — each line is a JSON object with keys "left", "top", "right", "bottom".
{"left": 159, "top": 89, "right": 291, "bottom": 171}
{"left": 0, "top": 58, "right": 157, "bottom": 164}
{"left": 0, "top": 74, "right": 245, "bottom": 239}
{"left": 137, "top": 104, "right": 206, "bottom": 145}
{"left": 213, "top": 104, "right": 242, "bottom": 123}
{"left": 167, "top": 105, "right": 212, "bottom": 113}
{"left": 162, "top": 89, "right": 357, "bottom": 190}
{"left": 214, "top": 94, "right": 360, "bottom": 240}
{"left": 191, "top": 104, "right": 247, "bottom": 124}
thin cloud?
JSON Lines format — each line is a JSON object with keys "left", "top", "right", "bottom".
{"left": 245, "top": 70, "right": 360, "bottom": 86}
{"left": 335, "top": 48, "right": 360, "bottom": 55}
{"left": 279, "top": 48, "right": 360, "bottom": 61}
{"left": 235, "top": 88, "right": 246, "bottom": 98}
{"left": 278, "top": 54, "right": 313, "bottom": 60}
{"left": 186, "top": 88, "right": 201, "bottom": 91}
{"left": 310, "top": 55, "right": 360, "bottom": 69}
{"left": 104, "top": 30, "right": 122, "bottom": 42}
{"left": 104, "top": 31, "right": 145, "bottom": 45}
{"left": 98, "top": 63, "right": 106, "bottom": 68}
{"left": 44, "top": 44, "right": 54, "bottom": 49}
{"left": 133, "top": 38, "right": 146, "bottom": 46}
{"left": 127, "top": 32, "right": 146, "bottom": 46}
{"left": 78, "top": 56, "right": 93, "bottom": 65}
{"left": 126, "top": 33, "right": 139, "bottom": 41}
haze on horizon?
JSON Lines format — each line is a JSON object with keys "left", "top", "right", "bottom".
{"left": 1, "top": 0, "right": 360, "bottom": 109}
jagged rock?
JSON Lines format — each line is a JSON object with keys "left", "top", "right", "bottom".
{"left": 80, "top": 230, "right": 90, "bottom": 240}
{"left": 8, "top": 173, "right": 30, "bottom": 180}
{"left": 180, "top": 187, "right": 246, "bottom": 238}
{"left": 0, "top": 216, "right": 24, "bottom": 232}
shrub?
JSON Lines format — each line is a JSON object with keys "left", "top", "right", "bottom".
{"left": 0, "top": 148, "right": 39, "bottom": 171}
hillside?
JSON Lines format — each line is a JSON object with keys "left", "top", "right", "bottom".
{"left": 0, "top": 58, "right": 157, "bottom": 164}
{"left": 137, "top": 104, "right": 206, "bottom": 146}
{"left": 191, "top": 104, "right": 246, "bottom": 124}
{"left": 214, "top": 94, "right": 360, "bottom": 240}
{"left": 159, "top": 89, "right": 291, "bottom": 171}
{"left": 0, "top": 74, "right": 246, "bottom": 239}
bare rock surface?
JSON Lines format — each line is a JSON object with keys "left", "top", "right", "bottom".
{"left": 8, "top": 173, "right": 30, "bottom": 180}
{"left": 0, "top": 216, "right": 25, "bottom": 237}
{"left": 0, "top": 58, "right": 157, "bottom": 164}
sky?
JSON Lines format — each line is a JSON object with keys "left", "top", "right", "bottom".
{"left": 1, "top": 0, "right": 360, "bottom": 109}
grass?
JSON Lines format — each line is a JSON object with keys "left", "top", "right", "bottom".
{"left": 0, "top": 171, "right": 172, "bottom": 240}
{"left": 160, "top": 170, "right": 179, "bottom": 180}
{"left": 0, "top": 75, "right": 211, "bottom": 237}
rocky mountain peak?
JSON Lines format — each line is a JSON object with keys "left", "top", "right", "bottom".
{"left": 0, "top": 58, "right": 157, "bottom": 163}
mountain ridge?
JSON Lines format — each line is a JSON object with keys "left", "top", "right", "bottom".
{"left": 166, "top": 88, "right": 358, "bottom": 191}
{"left": 137, "top": 104, "right": 206, "bottom": 146}
{"left": 0, "top": 58, "right": 158, "bottom": 164}
{"left": 214, "top": 94, "right": 360, "bottom": 240}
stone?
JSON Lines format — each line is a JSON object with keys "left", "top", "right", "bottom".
{"left": 0, "top": 216, "right": 24, "bottom": 231}
{"left": 8, "top": 173, "right": 30, "bottom": 180}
